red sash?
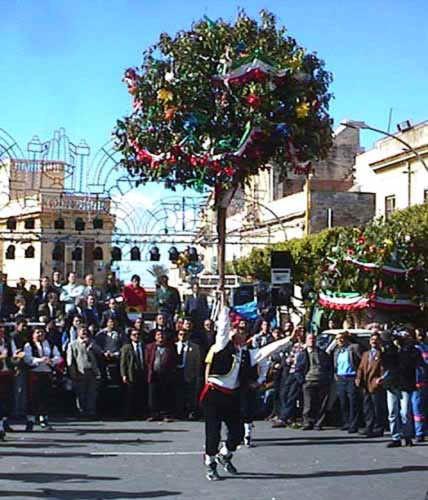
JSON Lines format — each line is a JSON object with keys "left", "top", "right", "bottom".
{"left": 198, "top": 382, "right": 235, "bottom": 403}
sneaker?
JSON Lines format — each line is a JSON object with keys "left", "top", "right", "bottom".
{"left": 25, "top": 421, "right": 34, "bottom": 432}
{"left": 216, "top": 453, "right": 238, "bottom": 475}
{"left": 206, "top": 463, "right": 221, "bottom": 481}
{"left": 40, "top": 421, "right": 53, "bottom": 431}
{"left": 386, "top": 440, "right": 401, "bottom": 448}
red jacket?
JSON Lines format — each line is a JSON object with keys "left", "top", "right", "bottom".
{"left": 144, "top": 342, "right": 178, "bottom": 383}
{"left": 123, "top": 284, "right": 147, "bottom": 311}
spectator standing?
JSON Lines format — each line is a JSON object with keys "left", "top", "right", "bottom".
{"left": 145, "top": 330, "right": 178, "bottom": 421}
{"left": 82, "top": 295, "right": 101, "bottom": 329}
{"left": 82, "top": 274, "right": 104, "bottom": 303}
{"left": 60, "top": 272, "right": 84, "bottom": 314}
{"left": 0, "top": 272, "right": 15, "bottom": 319}
{"left": 24, "top": 327, "right": 61, "bottom": 431}
{"left": 355, "top": 332, "right": 387, "bottom": 437}
{"left": 412, "top": 328, "right": 428, "bottom": 442}
{"left": 123, "top": 274, "right": 147, "bottom": 313}
{"left": 101, "top": 298, "right": 130, "bottom": 333}
{"left": 38, "top": 292, "right": 63, "bottom": 323}
{"left": 32, "top": 276, "right": 54, "bottom": 319}
{"left": 51, "top": 271, "right": 64, "bottom": 296}
{"left": 9, "top": 319, "right": 29, "bottom": 417}
{"left": 251, "top": 320, "right": 271, "bottom": 349}
{"left": 67, "top": 326, "right": 100, "bottom": 418}
{"left": 183, "top": 283, "right": 209, "bottom": 330}
{"left": 295, "top": 333, "right": 332, "bottom": 431}
{"left": 382, "top": 330, "right": 420, "bottom": 447}
{"left": 203, "top": 319, "right": 216, "bottom": 349}
{"left": 62, "top": 316, "right": 83, "bottom": 352}
{"left": 102, "top": 272, "right": 121, "bottom": 301}
{"left": 329, "top": 331, "right": 362, "bottom": 433}
{"left": 149, "top": 313, "right": 174, "bottom": 343}
{"left": 0, "top": 326, "right": 24, "bottom": 438}
{"left": 272, "top": 326, "right": 306, "bottom": 428}
{"left": 120, "top": 328, "right": 146, "bottom": 419}
{"left": 175, "top": 329, "right": 201, "bottom": 419}
{"left": 156, "top": 275, "right": 181, "bottom": 326}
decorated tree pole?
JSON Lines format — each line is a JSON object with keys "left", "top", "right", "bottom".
{"left": 114, "top": 10, "right": 333, "bottom": 297}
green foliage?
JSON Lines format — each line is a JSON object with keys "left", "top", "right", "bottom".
{"left": 114, "top": 10, "right": 333, "bottom": 191}
{"left": 230, "top": 204, "right": 428, "bottom": 302}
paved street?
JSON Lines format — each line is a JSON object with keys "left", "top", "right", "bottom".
{"left": 0, "top": 419, "right": 427, "bottom": 500}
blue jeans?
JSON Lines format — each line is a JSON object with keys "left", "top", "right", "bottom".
{"left": 386, "top": 389, "right": 413, "bottom": 441}
{"left": 336, "top": 376, "right": 360, "bottom": 430}
{"left": 411, "top": 387, "right": 428, "bottom": 437}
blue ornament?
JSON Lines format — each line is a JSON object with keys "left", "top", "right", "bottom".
{"left": 236, "top": 41, "right": 246, "bottom": 54}
{"left": 183, "top": 113, "right": 198, "bottom": 131}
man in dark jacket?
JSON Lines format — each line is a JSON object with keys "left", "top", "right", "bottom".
{"left": 183, "top": 283, "right": 209, "bottom": 331}
{"left": 120, "top": 328, "right": 146, "bottom": 418}
{"left": 145, "top": 330, "right": 178, "bottom": 421}
{"left": 295, "top": 333, "right": 332, "bottom": 430}
{"left": 381, "top": 330, "right": 420, "bottom": 447}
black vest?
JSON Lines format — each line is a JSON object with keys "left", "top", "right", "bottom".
{"left": 209, "top": 341, "right": 258, "bottom": 386}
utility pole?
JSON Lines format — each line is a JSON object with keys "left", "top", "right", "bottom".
{"left": 403, "top": 161, "right": 413, "bottom": 207}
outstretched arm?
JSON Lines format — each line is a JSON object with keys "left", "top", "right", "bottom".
{"left": 250, "top": 336, "right": 293, "bottom": 366}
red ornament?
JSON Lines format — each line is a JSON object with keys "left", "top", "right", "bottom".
{"left": 246, "top": 94, "right": 262, "bottom": 109}
{"left": 347, "top": 248, "right": 355, "bottom": 255}
{"left": 357, "top": 236, "right": 366, "bottom": 245}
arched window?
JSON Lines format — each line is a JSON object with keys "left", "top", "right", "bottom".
{"left": 72, "top": 247, "right": 83, "bottom": 261}
{"left": 111, "top": 247, "right": 122, "bottom": 262}
{"left": 24, "top": 218, "right": 35, "bottom": 230}
{"left": 93, "top": 246, "right": 104, "bottom": 260}
{"left": 130, "top": 246, "right": 141, "bottom": 261}
{"left": 54, "top": 217, "right": 65, "bottom": 230}
{"left": 93, "top": 217, "right": 103, "bottom": 230}
{"left": 52, "top": 243, "right": 64, "bottom": 261}
{"left": 5, "top": 245, "right": 15, "bottom": 259}
{"left": 75, "top": 217, "right": 85, "bottom": 232}
{"left": 6, "top": 218, "right": 17, "bottom": 231}
{"left": 24, "top": 245, "right": 35, "bottom": 258}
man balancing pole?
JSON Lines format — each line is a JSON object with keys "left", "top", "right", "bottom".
{"left": 200, "top": 299, "right": 297, "bottom": 481}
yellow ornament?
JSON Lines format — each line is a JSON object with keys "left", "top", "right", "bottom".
{"left": 157, "top": 88, "right": 173, "bottom": 103}
{"left": 383, "top": 238, "right": 393, "bottom": 247}
{"left": 296, "top": 101, "right": 310, "bottom": 119}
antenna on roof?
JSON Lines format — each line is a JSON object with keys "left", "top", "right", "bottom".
{"left": 387, "top": 108, "right": 393, "bottom": 133}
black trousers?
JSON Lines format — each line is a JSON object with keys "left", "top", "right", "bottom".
{"left": 302, "top": 381, "right": 330, "bottom": 427}
{"left": 278, "top": 373, "right": 302, "bottom": 422}
{"left": 336, "top": 376, "right": 360, "bottom": 430}
{"left": 175, "top": 370, "right": 198, "bottom": 418}
{"left": 28, "top": 372, "right": 51, "bottom": 417}
{"left": 362, "top": 389, "right": 386, "bottom": 433}
{"left": 123, "top": 371, "right": 146, "bottom": 418}
{"left": 203, "top": 388, "right": 243, "bottom": 457}
{"left": 0, "top": 372, "right": 14, "bottom": 418}
{"left": 148, "top": 373, "right": 175, "bottom": 417}
{"left": 240, "top": 387, "right": 258, "bottom": 424}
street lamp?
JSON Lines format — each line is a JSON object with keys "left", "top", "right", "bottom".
{"left": 341, "top": 120, "right": 428, "bottom": 172}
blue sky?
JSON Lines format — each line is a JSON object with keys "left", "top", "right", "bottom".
{"left": 1, "top": 0, "right": 427, "bottom": 283}
{"left": 2, "top": 0, "right": 427, "bottom": 152}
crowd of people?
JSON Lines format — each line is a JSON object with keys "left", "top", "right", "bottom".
{"left": 0, "top": 270, "right": 427, "bottom": 454}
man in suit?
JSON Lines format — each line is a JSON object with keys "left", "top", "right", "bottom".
{"left": 355, "top": 332, "right": 386, "bottom": 437}
{"left": 66, "top": 326, "right": 101, "bottom": 418}
{"left": 183, "top": 283, "right": 209, "bottom": 331}
{"left": 82, "top": 295, "right": 101, "bottom": 329}
{"left": 329, "top": 331, "right": 362, "bottom": 433}
{"left": 120, "top": 328, "right": 146, "bottom": 419}
{"left": 32, "top": 276, "right": 55, "bottom": 319}
{"left": 145, "top": 330, "right": 178, "bottom": 421}
{"left": 175, "top": 328, "right": 201, "bottom": 419}
{"left": 101, "top": 298, "right": 130, "bottom": 333}
{"left": 38, "top": 292, "right": 63, "bottom": 323}
{"left": 295, "top": 333, "right": 333, "bottom": 430}
{"left": 0, "top": 272, "right": 15, "bottom": 320}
